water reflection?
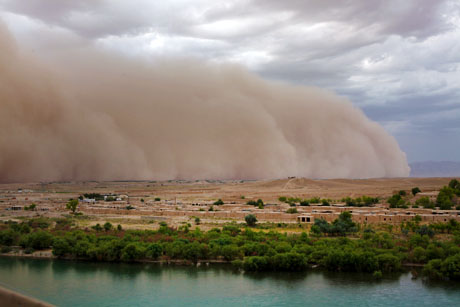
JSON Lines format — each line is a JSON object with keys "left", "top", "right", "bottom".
{"left": 1, "top": 257, "right": 460, "bottom": 307}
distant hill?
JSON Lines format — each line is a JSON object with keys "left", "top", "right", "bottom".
{"left": 410, "top": 161, "right": 460, "bottom": 177}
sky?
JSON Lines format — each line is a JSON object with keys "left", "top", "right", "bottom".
{"left": 1, "top": 0, "right": 459, "bottom": 163}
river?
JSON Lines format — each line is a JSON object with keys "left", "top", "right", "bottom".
{"left": 0, "top": 257, "right": 459, "bottom": 306}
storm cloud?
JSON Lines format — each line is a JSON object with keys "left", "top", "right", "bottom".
{"left": 0, "top": 24, "right": 409, "bottom": 182}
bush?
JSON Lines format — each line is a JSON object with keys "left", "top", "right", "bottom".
{"left": 20, "top": 231, "right": 53, "bottom": 250}
{"left": 373, "top": 270, "right": 382, "bottom": 279}
{"left": 146, "top": 243, "right": 163, "bottom": 259}
{"left": 245, "top": 215, "right": 257, "bottom": 227}
{"left": 416, "top": 197, "right": 434, "bottom": 209}
{"left": 213, "top": 199, "right": 224, "bottom": 206}
{"left": 52, "top": 238, "right": 71, "bottom": 257}
{"left": 121, "top": 243, "right": 145, "bottom": 262}
{"left": 412, "top": 187, "right": 421, "bottom": 196}
{"left": 103, "top": 222, "right": 113, "bottom": 231}
{"left": 286, "top": 208, "right": 298, "bottom": 214}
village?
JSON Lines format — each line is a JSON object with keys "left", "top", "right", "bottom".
{"left": 1, "top": 177, "right": 459, "bottom": 228}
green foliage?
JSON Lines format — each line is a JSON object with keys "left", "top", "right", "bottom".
{"left": 415, "top": 196, "right": 435, "bottom": 209}
{"left": 19, "top": 231, "right": 53, "bottom": 250}
{"left": 213, "top": 199, "right": 224, "bottom": 206}
{"left": 121, "top": 243, "right": 145, "bottom": 262}
{"left": 195, "top": 217, "right": 201, "bottom": 225}
{"left": 387, "top": 194, "right": 407, "bottom": 208}
{"left": 448, "top": 179, "right": 460, "bottom": 190}
{"left": 66, "top": 199, "right": 79, "bottom": 213}
{"left": 299, "top": 200, "right": 310, "bottom": 206}
{"left": 103, "top": 222, "right": 113, "bottom": 231}
{"left": 92, "top": 224, "right": 103, "bottom": 231}
{"left": 245, "top": 214, "right": 257, "bottom": 226}
{"left": 3, "top": 216, "right": 460, "bottom": 280}
{"left": 154, "top": 197, "right": 161, "bottom": 201}
{"left": 342, "top": 196, "right": 379, "bottom": 207}
{"left": 312, "top": 212, "right": 357, "bottom": 236}
{"left": 247, "top": 199, "right": 264, "bottom": 207}
{"left": 52, "top": 238, "right": 71, "bottom": 256}
{"left": 412, "top": 187, "right": 421, "bottom": 196}
{"left": 286, "top": 208, "right": 298, "bottom": 214}
{"left": 436, "top": 186, "right": 455, "bottom": 210}
{"left": 24, "top": 203, "right": 36, "bottom": 211}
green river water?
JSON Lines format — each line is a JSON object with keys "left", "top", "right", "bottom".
{"left": 0, "top": 257, "right": 459, "bottom": 306}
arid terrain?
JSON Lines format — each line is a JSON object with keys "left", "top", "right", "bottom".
{"left": 1, "top": 177, "right": 459, "bottom": 230}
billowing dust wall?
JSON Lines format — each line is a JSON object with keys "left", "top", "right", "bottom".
{"left": 0, "top": 24, "right": 410, "bottom": 182}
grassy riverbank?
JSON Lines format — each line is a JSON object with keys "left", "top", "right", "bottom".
{"left": 1, "top": 214, "right": 459, "bottom": 281}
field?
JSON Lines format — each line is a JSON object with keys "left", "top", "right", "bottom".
{"left": 0, "top": 177, "right": 458, "bottom": 231}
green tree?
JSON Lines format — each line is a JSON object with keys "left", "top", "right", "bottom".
{"left": 245, "top": 214, "right": 257, "bottom": 227}
{"left": 213, "top": 199, "right": 224, "bottom": 206}
{"left": 66, "top": 199, "right": 79, "bottom": 214}
{"left": 103, "top": 222, "right": 113, "bottom": 231}
{"left": 412, "top": 187, "right": 421, "bottom": 196}
{"left": 52, "top": 238, "right": 71, "bottom": 257}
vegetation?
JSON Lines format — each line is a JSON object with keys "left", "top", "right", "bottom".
{"left": 387, "top": 194, "right": 408, "bottom": 209}
{"left": 279, "top": 196, "right": 330, "bottom": 206}
{"left": 245, "top": 214, "right": 257, "bottom": 226}
{"left": 1, "top": 215, "right": 460, "bottom": 281}
{"left": 412, "top": 187, "right": 421, "bottom": 196}
{"left": 247, "top": 199, "right": 264, "bottom": 208}
{"left": 341, "top": 196, "right": 379, "bottom": 207}
{"left": 66, "top": 199, "right": 79, "bottom": 214}
{"left": 311, "top": 212, "right": 357, "bottom": 236}
{"left": 24, "top": 203, "right": 36, "bottom": 211}
{"left": 213, "top": 199, "right": 224, "bottom": 206}
{"left": 415, "top": 196, "right": 435, "bottom": 209}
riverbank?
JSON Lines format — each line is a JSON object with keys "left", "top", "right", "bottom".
{"left": 1, "top": 215, "right": 460, "bottom": 280}
{"left": 0, "top": 285, "right": 54, "bottom": 307}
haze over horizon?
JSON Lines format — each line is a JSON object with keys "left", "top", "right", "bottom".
{"left": 0, "top": 1, "right": 459, "bottom": 182}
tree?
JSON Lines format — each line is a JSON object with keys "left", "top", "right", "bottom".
{"left": 66, "top": 199, "right": 79, "bottom": 214}
{"left": 103, "top": 222, "right": 113, "bottom": 231}
{"left": 214, "top": 199, "right": 224, "bottom": 206}
{"left": 436, "top": 186, "right": 455, "bottom": 210}
{"left": 416, "top": 196, "right": 434, "bottom": 209}
{"left": 195, "top": 217, "right": 201, "bottom": 225}
{"left": 245, "top": 214, "right": 257, "bottom": 226}
{"left": 412, "top": 187, "right": 421, "bottom": 196}
{"left": 448, "top": 179, "right": 460, "bottom": 190}
{"left": 52, "top": 238, "right": 71, "bottom": 257}
{"left": 286, "top": 208, "right": 298, "bottom": 214}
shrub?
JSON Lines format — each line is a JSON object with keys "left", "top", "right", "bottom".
{"left": 245, "top": 214, "right": 257, "bottom": 226}
{"left": 103, "top": 222, "right": 113, "bottom": 231}
{"left": 52, "top": 238, "right": 71, "bottom": 257}
{"left": 412, "top": 187, "right": 421, "bottom": 196}
{"left": 121, "top": 243, "right": 145, "bottom": 262}
{"left": 286, "top": 208, "right": 298, "bottom": 214}
{"left": 213, "top": 199, "right": 224, "bottom": 206}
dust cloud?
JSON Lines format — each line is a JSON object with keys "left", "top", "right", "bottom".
{"left": 0, "top": 24, "right": 410, "bottom": 183}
